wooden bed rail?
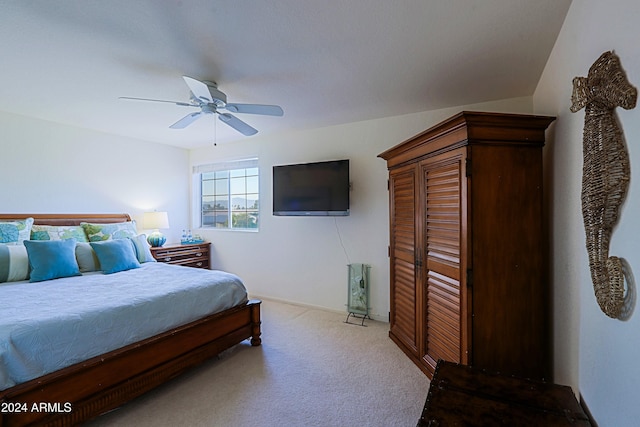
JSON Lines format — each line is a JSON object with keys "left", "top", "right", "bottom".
{"left": 0, "top": 300, "right": 261, "bottom": 427}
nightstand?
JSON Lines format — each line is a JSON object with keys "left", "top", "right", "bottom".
{"left": 150, "top": 242, "right": 211, "bottom": 269}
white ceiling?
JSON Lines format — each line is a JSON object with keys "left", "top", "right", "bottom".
{"left": 0, "top": 0, "right": 572, "bottom": 149}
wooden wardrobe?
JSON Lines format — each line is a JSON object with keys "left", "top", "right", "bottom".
{"left": 378, "top": 111, "right": 555, "bottom": 380}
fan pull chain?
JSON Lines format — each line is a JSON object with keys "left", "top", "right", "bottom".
{"left": 213, "top": 111, "right": 218, "bottom": 146}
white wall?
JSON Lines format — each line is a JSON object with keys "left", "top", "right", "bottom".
{"left": 534, "top": 1, "right": 640, "bottom": 425}
{"left": 1, "top": 95, "right": 532, "bottom": 323}
{"left": 0, "top": 111, "right": 190, "bottom": 241}
{"left": 189, "top": 96, "right": 533, "bottom": 321}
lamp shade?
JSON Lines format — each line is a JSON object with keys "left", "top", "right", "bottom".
{"left": 143, "top": 211, "right": 170, "bottom": 229}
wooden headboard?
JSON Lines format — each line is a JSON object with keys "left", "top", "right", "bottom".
{"left": 0, "top": 213, "right": 131, "bottom": 226}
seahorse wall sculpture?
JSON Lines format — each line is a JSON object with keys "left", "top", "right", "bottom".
{"left": 570, "top": 51, "right": 637, "bottom": 318}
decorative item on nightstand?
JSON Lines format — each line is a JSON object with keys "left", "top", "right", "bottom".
{"left": 181, "top": 229, "right": 205, "bottom": 244}
{"left": 345, "top": 263, "right": 371, "bottom": 326}
{"left": 143, "top": 211, "right": 170, "bottom": 247}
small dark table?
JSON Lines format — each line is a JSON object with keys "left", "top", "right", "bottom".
{"left": 417, "top": 360, "right": 592, "bottom": 426}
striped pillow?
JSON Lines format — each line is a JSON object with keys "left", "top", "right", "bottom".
{"left": 129, "top": 234, "right": 157, "bottom": 263}
{"left": 0, "top": 244, "right": 29, "bottom": 283}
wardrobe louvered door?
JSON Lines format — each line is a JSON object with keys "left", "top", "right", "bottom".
{"left": 388, "top": 163, "right": 419, "bottom": 357}
{"left": 420, "top": 148, "right": 469, "bottom": 374}
{"left": 380, "top": 112, "right": 555, "bottom": 380}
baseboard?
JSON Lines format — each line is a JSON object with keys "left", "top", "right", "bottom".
{"left": 250, "top": 294, "right": 389, "bottom": 323}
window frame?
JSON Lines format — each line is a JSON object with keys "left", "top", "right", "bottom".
{"left": 193, "top": 158, "right": 260, "bottom": 232}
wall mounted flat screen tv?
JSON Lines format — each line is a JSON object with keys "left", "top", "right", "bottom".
{"left": 273, "top": 159, "right": 350, "bottom": 216}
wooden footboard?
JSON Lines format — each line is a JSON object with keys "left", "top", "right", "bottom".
{"left": 0, "top": 299, "right": 261, "bottom": 427}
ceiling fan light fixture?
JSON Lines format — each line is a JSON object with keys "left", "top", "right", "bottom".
{"left": 201, "top": 104, "right": 216, "bottom": 114}
{"left": 202, "top": 81, "right": 227, "bottom": 106}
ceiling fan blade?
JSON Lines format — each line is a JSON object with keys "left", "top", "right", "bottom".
{"left": 119, "top": 96, "right": 192, "bottom": 107}
{"left": 183, "top": 76, "right": 214, "bottom": 104}
{"left": 170, "top": 112, "right": 203, "bottom": 129}
{"left": 218, "top": 113, "right": 258, "bottom": 136}
{"left": 224, "top": 103, "right": 284, "bottom": 116}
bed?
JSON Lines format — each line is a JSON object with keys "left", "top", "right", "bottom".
{"left": 0, "top": 213, "right": 261, "bottom": 427}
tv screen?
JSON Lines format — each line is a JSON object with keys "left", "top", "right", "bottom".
{"left": 273, "top": 159, "right": 350, "bottom": 216}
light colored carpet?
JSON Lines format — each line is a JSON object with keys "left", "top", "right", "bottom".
{"left": 87, "top": 299, "right": 430, "bottom": 427}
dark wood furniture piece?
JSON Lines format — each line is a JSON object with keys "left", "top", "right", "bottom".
{"left": 418, "top": 360, "right": 591, "bottom": 426}
{"left": 378, "top": 111, "right": 555, "bottom": 380}
{"left": 0, "top": 213, "right": 261, "bottom": 427}
{"left": 151, "top": 242, "right": 211, "bottom": 269}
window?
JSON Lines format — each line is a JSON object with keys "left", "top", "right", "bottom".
{"left": 194, "top": 159, "right": 259, "bottom": 230}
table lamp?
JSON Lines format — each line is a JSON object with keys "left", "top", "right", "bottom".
{"left": 143, "top": 211, "right": 170, "bottom": 247}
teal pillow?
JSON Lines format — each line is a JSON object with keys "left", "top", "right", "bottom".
{"left": 23, "top": 239, "right": 82, "bottom": 282}
{"left": 90, "top": 239, "right": 140, "bottom": 274}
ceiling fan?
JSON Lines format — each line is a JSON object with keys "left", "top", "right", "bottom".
{"left": 120, "top": 76, "right": 284, "bottom": 136}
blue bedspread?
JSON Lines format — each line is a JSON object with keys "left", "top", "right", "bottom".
{"left": 0, "top": 262, "right": 248, "bottom": 391}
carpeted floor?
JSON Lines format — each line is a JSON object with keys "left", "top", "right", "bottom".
{"left": 87, "top": 299, "right": 430, "bottom": 427}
